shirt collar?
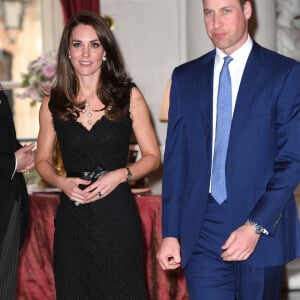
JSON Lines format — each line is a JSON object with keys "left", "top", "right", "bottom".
{"left": 215, "top": 35, "right": 253, "bottom": 64}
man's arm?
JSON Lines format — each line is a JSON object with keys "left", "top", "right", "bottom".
{"left": 247, "top": 62, "right": 300, "bottom": 232}
{"left": 222, "top": 61, "right": 300, "bottom": 261}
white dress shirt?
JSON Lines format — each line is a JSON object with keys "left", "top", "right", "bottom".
{"left": 210, "top": 35, "right": 253, "bottom": 191}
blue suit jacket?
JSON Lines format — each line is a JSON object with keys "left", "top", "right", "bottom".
{"left": 162, "top": 42, "right": 300, "bottom": 268}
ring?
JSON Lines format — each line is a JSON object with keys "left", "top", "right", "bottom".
{"left": 98, "top": 192, "right": 102, "bottom": 197}
{"left": 75, "top": 201, "right": 80, "bottom": 206}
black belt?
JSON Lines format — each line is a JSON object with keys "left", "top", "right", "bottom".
{"left": 68, "top": 166, "right": 108, "bottom": 190}
{"left": 68, "top": 166, "right": 108, "bottom": 180}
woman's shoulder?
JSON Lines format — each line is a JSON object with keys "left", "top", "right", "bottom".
{"left": 129, "top": 85, "right": 146, "bottom": 106}
{"left": 129, "top": 85, "right": 150, "bottom": 122}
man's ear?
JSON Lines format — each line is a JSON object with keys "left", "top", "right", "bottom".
{"left": 244, "top": 1, "right": 252, "bottom": 20}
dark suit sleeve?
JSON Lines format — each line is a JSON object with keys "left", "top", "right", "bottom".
{"left": 249, "top": 62, "right": 300, "bottom": 235}
{"left": 0, "top": 154, "right": 16, "bottom": 179}
{"left": 0, "top": 89, "right": 17, "bottom": 180}
{"left": 0, "top": 86, "right": 29, "bottom": 246}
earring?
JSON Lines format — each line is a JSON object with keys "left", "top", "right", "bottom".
{"left": 68, "top": 54, "right": 71, "bottom": 59}
{"left": 102, "top": 55, "right": 107, "bottom": 61}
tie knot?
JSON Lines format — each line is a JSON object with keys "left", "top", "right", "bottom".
{"left": 223, "top": 56, "right": 233, "bottom": 66}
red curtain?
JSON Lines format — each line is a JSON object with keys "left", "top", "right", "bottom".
{"left": 60, "top": 0, "right": 100, "bottom": 24}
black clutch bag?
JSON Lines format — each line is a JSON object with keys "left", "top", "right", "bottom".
{"left": 79, "top": 166, "right": 108, "bottom": 190}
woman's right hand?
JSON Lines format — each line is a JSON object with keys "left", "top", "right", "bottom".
{"left": 57, "top": 176, "right": 91, "bottom": 205}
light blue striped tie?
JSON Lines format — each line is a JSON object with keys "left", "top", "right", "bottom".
{"left": 211, "top": 56, "right": 233, "bottom": 204}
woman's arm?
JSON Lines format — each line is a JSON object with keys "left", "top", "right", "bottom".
{"left": 35, "top": 98, "right": 90, "bottom": 203}
{"left": 35, "top": 97, "right": 60, "bottom": 187}
{"left": 128, "top": 86, "right": 161, "bottom": 180}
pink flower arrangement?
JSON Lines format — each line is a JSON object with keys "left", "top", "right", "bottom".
{"left": 19, "top": 51, "right": 57, "bottom": 103}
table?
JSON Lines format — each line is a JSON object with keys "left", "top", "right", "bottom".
{"left": 17, "top": 193, "right": 188, "bottom": 300}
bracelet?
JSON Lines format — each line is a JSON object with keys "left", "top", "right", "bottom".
{"left": 125, "top": 167, "right": 132, "bottom": 181}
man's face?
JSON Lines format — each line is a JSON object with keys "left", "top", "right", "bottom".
{"left": 203, "top": 0, "right": 252, "bottom": 55}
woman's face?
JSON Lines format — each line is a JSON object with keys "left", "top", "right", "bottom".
{"left": 68, "top": 24, "right": 105, "bottom": 78}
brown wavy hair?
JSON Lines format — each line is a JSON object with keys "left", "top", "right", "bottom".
{"left": 48, "top": 10, "right": 133, "bottom": 121}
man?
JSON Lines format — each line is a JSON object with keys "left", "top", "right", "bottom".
{"left": 0, "top": 83, "right": 35, "bottom": 299}
{"left": 156, "top": 0, "right": 300, "bottom": 299}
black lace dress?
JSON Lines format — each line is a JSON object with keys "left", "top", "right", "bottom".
{"left": 52, "top": 113, "right": 148, "bottom": 299}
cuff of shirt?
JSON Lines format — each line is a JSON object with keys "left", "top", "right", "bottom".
{"left": 11, "top": 154, "right": 17, "bottom": 179}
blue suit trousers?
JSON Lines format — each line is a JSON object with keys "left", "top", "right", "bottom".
{"left": 184, "top": 195, "right": 282, "bottom": 300}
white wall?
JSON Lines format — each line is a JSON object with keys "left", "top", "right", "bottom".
{"left": 101, "top": 0, "right": 187, "bottom": 149}
{"left": 100, "top": 0, "right": 189, "bottom": 193}
{"left": 41, "top": 0, "right": 64, "bottom": 53}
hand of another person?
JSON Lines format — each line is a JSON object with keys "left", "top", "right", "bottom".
{"left": 81, "top": 169, "right": 126, "bottom": 203}
{"left": 15, "top": 142, "right": 36, "bottom": 173}
{"left": 156, "top": 237, "right": 181, "bottom": 270}
{"left": 221, "top": 224, "right": 260, "bottom": 261}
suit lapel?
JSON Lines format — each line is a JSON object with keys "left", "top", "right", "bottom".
{"left": 187, "top": 52, "right": 215, "bottom": 166}
{"left": 174, "top": 51, "right": 214, "bottom": 169}
{"left": 198, "top": 55, "right": 215, "bottom": 162}
{"left": 198, "top": 57, "right": 214, "bottom": 132}
{"left": 229, "top": 43, "right": 264, "bottom": 150}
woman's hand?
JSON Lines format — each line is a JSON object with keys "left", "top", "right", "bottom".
{"left": 80, "top": 168, "right": 126, "bottom": 203}
{"left": 57, "top": 176, "right": 91, "bottom": 205}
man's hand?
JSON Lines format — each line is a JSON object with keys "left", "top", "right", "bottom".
{"left": 221, "top": 224, "right": 260, "bottom": 261}
{"left": 15, "top": 143, "right": 35, "bottom": 173}
{"left": 156, "top": 237, "right": 181, "bottom": 270}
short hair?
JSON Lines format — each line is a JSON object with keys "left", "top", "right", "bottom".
{"left": 202, "top": 0, "right": 250, "bottom": 9}
{"left": 239, "top": 0, "right": 251, "bottom": 9}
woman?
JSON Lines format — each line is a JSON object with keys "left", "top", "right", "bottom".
{"left": 35, "top": 10, "right": 160, "bottom": 299}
